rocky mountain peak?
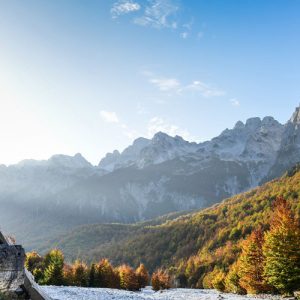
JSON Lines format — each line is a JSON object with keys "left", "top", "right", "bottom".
{"left": 152, "top": 132, "right": 173, "bottom": 143}
{"left": 132, "top": 137, "right": 150, "bottom": 146}
{"left": 262, "top": 116, "right": 278, "bottom": 126}
{"left": 289, "top": 105, "right": 300, "bottom": 124}
{"left": 234, "top": 120, "right": 245, "bottom": 129}
{"left": 49, "top": 153, "right": 92, "bottom": 169}
{"left": 151, "top": 132, "right": 191, "bottom": 147}
{"left": 245, "top": 117, "right": 261, "bottom": 130}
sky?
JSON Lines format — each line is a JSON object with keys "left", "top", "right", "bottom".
{"left": 0, "top": 0, "right": 300, "bottom": 165}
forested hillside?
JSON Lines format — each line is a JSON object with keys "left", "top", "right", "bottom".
{"left": 48, "top": 165, "right": 300, "bottom": 287}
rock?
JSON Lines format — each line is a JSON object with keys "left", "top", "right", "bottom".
{"left": 0, "top": 233, "right": 25, "bottom": 298}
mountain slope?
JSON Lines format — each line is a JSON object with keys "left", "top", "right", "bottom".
{"left": 48, "top": 165, "right": 300, "bottom": 278}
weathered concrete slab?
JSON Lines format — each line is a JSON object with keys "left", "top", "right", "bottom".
{"left": 0, "top": 244, "right": 25, "bottom": 296}
{"left": 0, "top": 231, "right": 52, "bottom": 299}
{"left": 24, "top": 269, "right": 52, "bottom": 300}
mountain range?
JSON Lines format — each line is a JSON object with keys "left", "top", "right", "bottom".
{"left": 1, "top": 106, "right": 300, "bottom": 249}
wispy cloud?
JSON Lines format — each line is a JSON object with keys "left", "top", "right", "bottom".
{"left": 180, "top": 32, "right": 189, "bottom": 39}
{"left": 134, "top": 0, "right": 179, "bottom": 29}
{"left": 111, "top": 0, "right": 180, "bottom": 29}
{"left": 100, "top": 110, "right": 120, "bottom": 123}
{"left": 230, "top": 98, "right": 240, "bottom": 106}
{"left": 149, "top": 77, "right": 180, "bottom": 91}
{"left": 147, "top": 117, "right": 194, "bottom": 140}
{"left": 144, "top": 72, "right": 225, "bottom": 98}
{"left": 183, "top": 80, "right": 225, "bottom": 97}
{"left": 111, "top": 0, "right": 141, "bottom": 19}
{"left": 100, "top": 110, "right": 140, "bottom": 139}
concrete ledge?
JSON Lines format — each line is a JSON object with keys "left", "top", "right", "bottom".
{"left": 24, "top": 269, "right": 52, "bottom": 300}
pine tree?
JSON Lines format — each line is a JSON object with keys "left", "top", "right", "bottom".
{"left": 72, "top": 260, "right": 88, "bottom": 287}
{"left": 42, "top": 249, "right": 64, "bottom": 285}
{"left": 63, "top": 264, "right": 75, "bottom": 286}
{"left": 88, "top": 263, "right": 96, "bottom": 287}
{"left": 135, "top": 263, "right": 149, "bottom": 288}
{"left": 151, "top": 271, "right": 161, "bottom": 291}
{"left": 263, "top": 197, "right": 300, "bottom": 295}
{"left": 151, "top": 269, "right": 171, "bottom": 291}
{"left": 118, "top": 264, "right": 140, "bottom": 291}
{"left": 95, "top": 259, "right": 117, "bottom": 288}
{"left": 238, "top": 227, "right": 271, "bottom": 294}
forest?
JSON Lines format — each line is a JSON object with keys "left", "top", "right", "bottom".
{"left": 26, "top": 166, "right": 300, "bottom": 295}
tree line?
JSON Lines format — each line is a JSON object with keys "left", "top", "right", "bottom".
{"left": 26, "top": 196, "right": 299, "bottom": 295}
{"left": 25, "top": 252, "right": 171, "bottom": 291}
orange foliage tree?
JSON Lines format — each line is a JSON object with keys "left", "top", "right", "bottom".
{"left": 136, "top": 263, "right": 149, "bottom": 288}
{"left": 151, "top": 269, "right": 171, "bottom": 291}
{"left": 237, "top": 227, "right": 271, "bottom": 294}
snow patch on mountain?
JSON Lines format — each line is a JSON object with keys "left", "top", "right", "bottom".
{"left": 99, "top": 133, "right": 199, "bottom": 171}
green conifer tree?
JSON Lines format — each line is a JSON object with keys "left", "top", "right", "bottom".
{"left": 88, "top": 263, "right": 96, "bottom": 287}
{"left": 263, "top": 197, "right": 300, "bottom": 295}
{"left": 43, "top": 249, "right": 64, "bottom": 285}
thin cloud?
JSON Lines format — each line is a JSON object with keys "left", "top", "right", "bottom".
{"left": 180, "top": 32, "right": 189, "bottom": 39}
{"left": 134, "top": 0, "right": 179, "bottom": 29}
{"left": 150, "top": 77, "right": 180, "bottom": 91}
{"left": 183, "top": 80, "right": 225, "bottom": 97}
{"left": 147, "top": 117, "right": 193, "bottom": 140}
{"left": 230, "top": 98, "right": 240, "bottom": 106}
{"left": 145, "top": 72, "right": 225, "bottom": 98}
{"left": 111, "top": 0, "right": 141, "bottom": 18}
{"left": 100, "top": 110, "right": 120, "bottom": 123}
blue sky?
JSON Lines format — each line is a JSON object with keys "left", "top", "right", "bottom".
{"left": 0, "top": 0, "right": 300, "bottom": 165}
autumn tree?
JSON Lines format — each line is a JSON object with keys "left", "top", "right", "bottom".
{"left": 95, "top": 259, "right": 119, "bottom": 288}
{"left": 263, "top": 197, "right": 300, "bottom": 294}
{"left": 118, "top": 264, "right": 140, "bottom": 291}
{"left": 135, "top": 263, "right": 149, "bottom": 288}
{"left": 25, "top": 251, "right": 43, "bottom": 273}
{"left": 238, "top": 227, "right": 271, "bottom": 294}
{"left": 151, "top": 269, "right": 171, "bottom": 291}
{"left": 72, "top": 260, "right": 88, "bottom": 287}
{"left": 63, "top": 264, "right": 75, "bottom": 286}
{"left": 224, "top": 262, "right": 246, "bottom": 294}
{"left": 211, "top": 269, "right": 226, "bottom": 292}
{"left": 25, "top": 251, "right": 44, "bottom": 283}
